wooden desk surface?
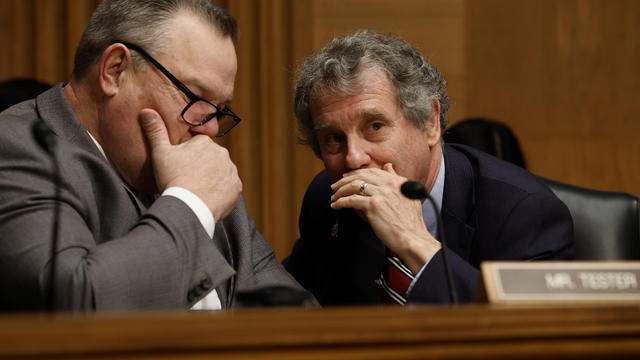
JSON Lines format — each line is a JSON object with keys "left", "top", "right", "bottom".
{"left": 1, "top": 304, "right": 640, "bottom": 359}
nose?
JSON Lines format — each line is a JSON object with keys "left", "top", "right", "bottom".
{"left": 189, "top": 117, "right": 220, "bottom": 138}
{"left": 345, "top": 138, "right": 371, "bottom": 170}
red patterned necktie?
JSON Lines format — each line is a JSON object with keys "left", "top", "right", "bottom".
{"left": 379, "top": 249, "right": 415, "bottom": 305}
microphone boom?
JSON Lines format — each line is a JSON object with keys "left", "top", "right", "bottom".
{"left": 401, "top": 181, "right": 458, "bottom": 304}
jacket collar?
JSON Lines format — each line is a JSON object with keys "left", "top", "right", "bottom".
{"left": 35, "top": 83, "right": 106, "bottom": 160}
{"left": 441, "top": 143, "right": 477, "bottom": 260}
{"left": 35, "top": 83, "right": 148, "bottom": 214}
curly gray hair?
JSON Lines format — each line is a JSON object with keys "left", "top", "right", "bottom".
{"left": 72, "top": 0, "right": 237, "bottom": 80}
{"left": 293, "top": 30, "right": 450, "bottom": 157}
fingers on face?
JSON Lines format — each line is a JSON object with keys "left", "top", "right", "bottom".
{"left": 331, "top": 180, "right": 372, "bottom": 201}
{"left": 333, "top": 166, "right": 404, "bottom": 190}
{"left": 330, "top": 188, "right": 370, "bottom": 210}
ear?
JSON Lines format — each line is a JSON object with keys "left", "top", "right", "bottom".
{"left": 98, "top": 43, "right": 132, "bottom": 97}
{"left": 426, "top": 98, "right": 442, "bottom": 146}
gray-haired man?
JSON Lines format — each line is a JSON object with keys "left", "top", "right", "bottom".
{"left": 284, "top": 30, "right": 573, "bottom": 305}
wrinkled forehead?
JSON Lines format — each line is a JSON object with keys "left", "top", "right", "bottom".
{"left": 310, "top": 63, "right": 394, "bottom": 100}
{"left": 309, "top": 65, "right": 398, "bottom": 111}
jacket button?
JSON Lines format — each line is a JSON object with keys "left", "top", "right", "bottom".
{"left": 192, "top": 285, "right": 204, "bottom": 297}
{"left": 187, "top": 290, "right": 196, "bottom": 302}
{"left": 200, "top": 277, "right": 212, "bottom": 290}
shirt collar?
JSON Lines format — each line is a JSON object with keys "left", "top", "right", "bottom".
{"left": 421, "top": 153, "right": 445, "bottom": 238}
{"left": 86, "top": 131, "right": 107, "bottom": 159}
{"left": 429, "top": 152, "right": 445, "bottom": 212}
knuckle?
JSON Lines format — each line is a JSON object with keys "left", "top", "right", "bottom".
{"left": 370, "top": 196, "right": 380, "bottom": 208}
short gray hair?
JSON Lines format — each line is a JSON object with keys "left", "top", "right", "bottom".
{"left": 72, "top": 0, "right": 237, "bottom": 80}
{"left": 293, "top": 30, "right": 450, "bottom": 157}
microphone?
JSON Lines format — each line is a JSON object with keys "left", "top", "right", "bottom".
{"left": 32, "top": 120, "right": 61, "bottom": 312}
{"left": 401, "top": 181, "right": 458, "bottom": 304}
{"left": 400, "top": 181, "right": 428, "bottom": 199}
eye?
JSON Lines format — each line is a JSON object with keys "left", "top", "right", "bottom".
{"left": 320, "top": 134, "right": 344, "bottom": 154}
{"left": 371, "top": 122, "right": 384, "bottom": 131}
{"left": 366, "top": 121, "right": 389, "bottom": 140}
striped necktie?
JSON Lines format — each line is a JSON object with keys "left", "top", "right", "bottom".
{"left": 379, "top": 249, "right": 414, "bottom": 305}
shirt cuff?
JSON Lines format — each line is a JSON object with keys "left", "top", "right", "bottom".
{"left": 406, "top": 251, "right": 436, "bottom": 295}
{"left": 162, "top": 187, "right": 215, "bottom": 238}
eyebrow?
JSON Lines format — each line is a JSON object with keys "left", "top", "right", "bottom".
{"left": 313, "top": 109, "right": 389, "bottom": 131}
{"left": 362, "top": 109, "right": 390, "bottom": 121}
{"left": 313, "top": 123, "right": 332, "bottom": 131}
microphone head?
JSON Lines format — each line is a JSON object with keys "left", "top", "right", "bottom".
{"left": 401, "top": 181, "right": 428, "bottom": 200}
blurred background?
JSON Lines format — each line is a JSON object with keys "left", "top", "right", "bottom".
{"left": 1, "top": 0, "right": 638, "bottom": 260}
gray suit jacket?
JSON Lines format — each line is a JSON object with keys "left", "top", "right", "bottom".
{"left": 0, "top": 84, "right": 308, "bottom": 311}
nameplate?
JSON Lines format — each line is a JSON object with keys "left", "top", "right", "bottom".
{"left": 480, "top": 261, "right": 640, "bottom": 304}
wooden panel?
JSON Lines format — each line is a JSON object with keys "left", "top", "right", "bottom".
{"left": 0, "top": 0, "right": 98, "bottom": 84}
{"left": 465, "top": 0, "right": 640, "bottom": 195}
{"left": 225, "top": 0, "right": 265, "bottom": 242}
{"left": 64, "top": 0, "right": 99, "bottom": 77}
{"left": 290, "top": 0, "right": 328, "bottom": 232}
{"left": 1, "top": 304, "right": 640, "bottom": 359}
{"left": 256, "top": 0, "right": 296, "bottom": 257}
{"left": 226, "top": 0, "right": 309, "bottom": 259}
{"left": 0, "top": 0, "right": 35, "bottom": 79}
{"left": 33, "top": 0, "right": 65, "bottom": 83}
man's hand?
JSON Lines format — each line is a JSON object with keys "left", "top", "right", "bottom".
{"left": 330, "top": 163, "right": 440, "bottom": 273}
{"left": 139, "top": 109, "right": 241, "bottom": 220}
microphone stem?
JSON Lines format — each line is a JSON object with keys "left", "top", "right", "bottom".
{"left": 46, "top": 150, "right": 61, "bottom": 312}
{"left": 425, "top": 195, "right": 458, "bottom": 304}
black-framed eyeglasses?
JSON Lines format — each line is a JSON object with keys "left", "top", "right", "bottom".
{"left": 114, "top": 41, "right": 241, "bottom": 137}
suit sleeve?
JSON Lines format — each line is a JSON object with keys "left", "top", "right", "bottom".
{"left": 408, "top": 190, "right": 574, "bottom": 303}
{"left": 234, "top": 198, "right": 307, "bottom": 288}
{"left": 221, "top": 197, "right": 318, "bottom": 307}
{"left": 0, "top": 114, "right": 232, "bottom": 311}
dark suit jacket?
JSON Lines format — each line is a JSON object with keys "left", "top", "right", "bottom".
{"left": 0, "top": 84, "right": 308, "bottom": 311}
{"left": 284, "top": 143, "right": 574, "bottom": 304}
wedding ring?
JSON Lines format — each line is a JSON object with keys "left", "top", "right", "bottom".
{"left": 359, "top": 182, "right": 368, "bottom": 196}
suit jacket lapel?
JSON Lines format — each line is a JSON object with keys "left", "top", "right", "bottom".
{"left": 35, "top": 84, "right": 104, "bottom": 160}
{"left": 441, "top": 144, "right": 477, "bottom": 261}
{"left": 37, "top": 85, "right": 149, "bottom": 218}
{"left": 338, "top": 210, "right": 385, "bottom": 304}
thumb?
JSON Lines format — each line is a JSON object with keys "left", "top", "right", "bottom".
{"left": 139, "top": 109, "right": 170, "bottom": 149}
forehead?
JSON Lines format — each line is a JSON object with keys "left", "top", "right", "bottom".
{"left": 309, "top": 67, "right": 402, "bottom": 127}
{"left": 160, "top": 11, "right": 237, "bottom": 102}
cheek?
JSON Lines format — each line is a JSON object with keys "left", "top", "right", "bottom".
{"left": 165, "top": 116, "right": 191, "bottom": 144}
{"left": 148, "top": 100, "right": 188, "bottom": 144}
{"left": 393, "top": 143, "right": 431, "bottom": 179}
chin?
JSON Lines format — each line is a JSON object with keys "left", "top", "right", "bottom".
{"left": 128, "top": 162, "right": 159, "bottom": 195}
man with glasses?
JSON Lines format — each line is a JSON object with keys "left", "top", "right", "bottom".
{"left": 0, "top": 0, "right": 310, "bottom": 311}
